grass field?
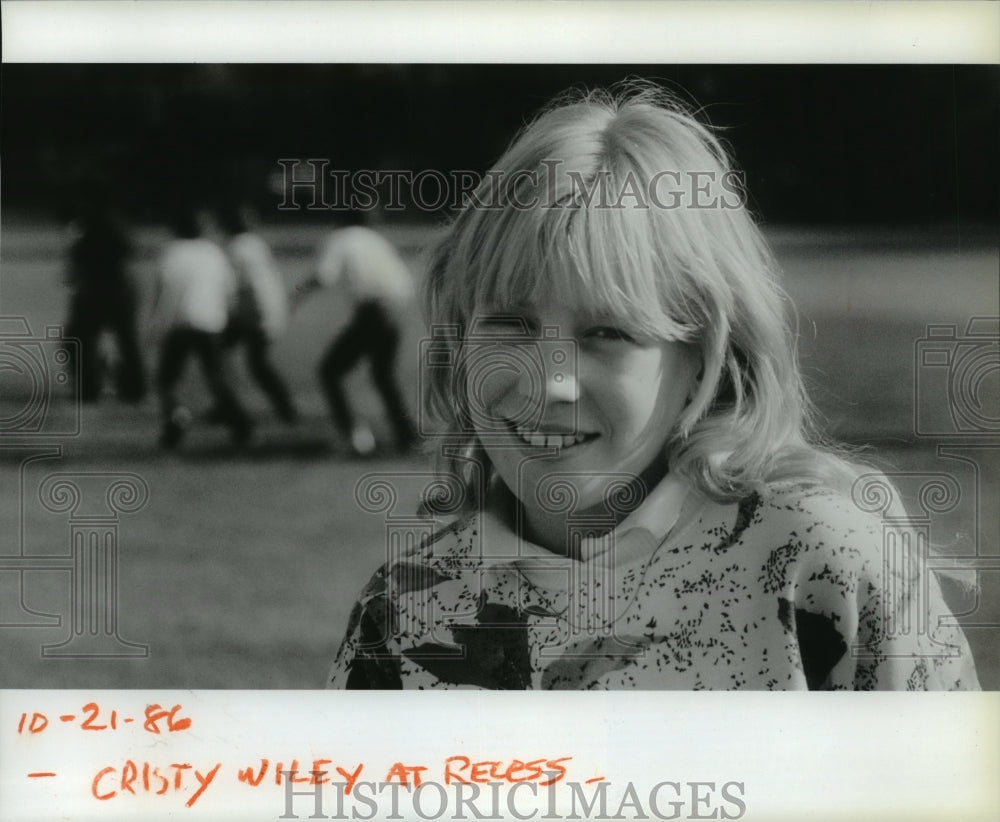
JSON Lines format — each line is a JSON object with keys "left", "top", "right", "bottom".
{"left": 1, "top": 220, "right": 997, "bottom": 689}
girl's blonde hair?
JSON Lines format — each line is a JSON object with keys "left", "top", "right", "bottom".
{"left": 423, "top": 82, "right": 862, "bottom": 512}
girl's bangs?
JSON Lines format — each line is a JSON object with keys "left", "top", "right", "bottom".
{"left": 460, "top": 195, "right": 698, "bottom": 343}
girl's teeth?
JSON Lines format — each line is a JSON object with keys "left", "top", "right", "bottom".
{"left": 516, "top": 428, "right": 589, "bottom": 448}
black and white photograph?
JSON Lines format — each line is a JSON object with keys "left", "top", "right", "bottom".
{"left": 1, "top": 2, "right": 997, "bottom": 820}
{"left": 3, "top": 61, "right": 995, "bottom": 690}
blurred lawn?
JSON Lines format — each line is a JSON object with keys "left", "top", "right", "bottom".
{"left": 1, "top": 220, "right": 997, "bottom": 688}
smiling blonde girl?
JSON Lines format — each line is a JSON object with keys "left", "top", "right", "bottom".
{"left": 327, "top": 84, "right": 979, "bottom": 691}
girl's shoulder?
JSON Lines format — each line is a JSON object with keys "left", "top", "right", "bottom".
{"left": 688, "top": 479, "right": 888, "bottom": 571}
{"left": 756, "top": 478, "right": 884, "bottom": 535}
{"left": 659, "top": 481, "right": 895, "bottom": 624}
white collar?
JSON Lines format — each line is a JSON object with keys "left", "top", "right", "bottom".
{"left": 472, "top": 473, "right": 701, "bottom": 588}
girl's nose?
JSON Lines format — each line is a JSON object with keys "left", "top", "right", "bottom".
{"left": 535, "top": 340, "right": 579, "bottom": 405}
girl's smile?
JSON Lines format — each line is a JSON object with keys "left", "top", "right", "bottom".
{"left": 510, "top": 423, "right": 596, "bottom": 449}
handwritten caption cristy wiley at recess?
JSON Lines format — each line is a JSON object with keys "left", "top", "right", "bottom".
{"left": 9, "top": 692, "right": 990, "bottom": 821}
{"left": 15, "top": 701, "right": 590, "bottom": 809}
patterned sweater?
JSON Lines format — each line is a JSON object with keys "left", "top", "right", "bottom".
{"left": 327, "top": 477, "right": 979, "bottom": 690}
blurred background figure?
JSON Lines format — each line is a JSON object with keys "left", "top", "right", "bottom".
{"left": 151, "top": 207, "right": 254, "bottom": 450}
{"left": 63, "top": 187, "right": 147, "bottom": 404}
{"left": 218, "top": 204, "right": 298, "bottom": 425}
{"left": 297, "top": 213, "right": 418, "bottom": 456}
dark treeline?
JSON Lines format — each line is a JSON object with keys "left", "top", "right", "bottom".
{"left": 2, "top": 64, "right": 996, "bottom": 225}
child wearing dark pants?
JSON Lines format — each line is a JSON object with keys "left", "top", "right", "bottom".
{"left": 64, "top": 205, "right": 147, "bottom": 403}
{"left": 157, "top": 329, "right": 252, "bottom": 447}
{"left": 219, "top": 206, "right": 298, "bottom": 424}
{"left": 300, "top": 222, "right": 418, "bottom": 456}
{"left": 224, "top": 321, "right": 297, "bottom": 424}
{"left": 153, "top": 210, "right": 253, "bottom": 449}
{"left": 318, "top": 299, "right": 414, "bottom": 454}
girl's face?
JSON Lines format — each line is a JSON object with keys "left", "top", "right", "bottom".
{"left": 465, "top": 299, "right": 698, "bottom": 532}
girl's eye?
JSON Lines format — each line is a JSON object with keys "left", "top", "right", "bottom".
{"left": 587, "top": 326, "right": 636, "bottom": 343}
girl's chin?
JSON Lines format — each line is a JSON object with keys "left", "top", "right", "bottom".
{"left": 513, "top": 451, "right": 666, "bottom": 510}
{"left": 519, "top": 468, "right": 641, "bottom": 503}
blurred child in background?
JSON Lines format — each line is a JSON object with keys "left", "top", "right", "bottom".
{"left": 64, "top": 192, "right": 147, "bottom": 404}
{"left": 297, "top": 213, "right": 418, "bottom": 456}
{"left": 218, "top": 204, "right": 298, "bottom": 424}
{"left": 152, "top": 208, "right": 253, "bottom": 449}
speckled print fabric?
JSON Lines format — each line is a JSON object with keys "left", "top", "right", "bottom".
{"left": 327, "top": 479, "right": 979, "bottom": 690}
